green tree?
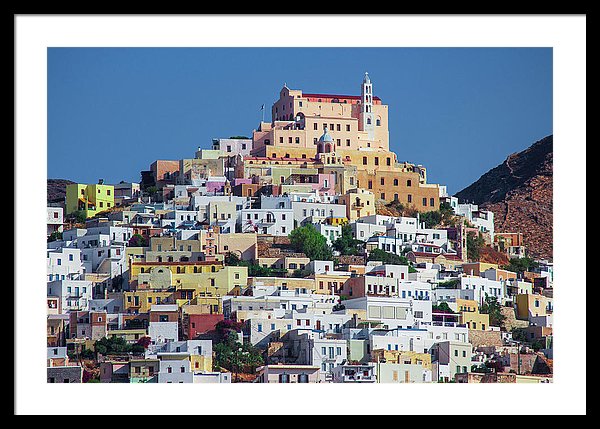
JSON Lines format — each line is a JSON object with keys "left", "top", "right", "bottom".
{"left": 367, "top": 248, "right": 418, "bottom": 273}
{"left": 128, "top": 233, "right": 148, "bottom": 247}
{"left": 501, "top": 257, "right": 539, "bottom": 274}
{"left": 225, "top": 252, "right": 242, "bottom": 266}
{"left": 511, "top": 327, "right": 529, "bottom": 343}
{"left": 93, "top": 336, "right": 144, "bottom": 356}
{"left": 466, "top": 231, "right": 485, "bottom": 261}
{"left": 332, "top": 224, "right": 363, "bottom": 256}
{"left": 69, "top": 210, "right": 87, "bottom": 224}
{"left": 213, "top": 321, "right": 263, "bottom": 380}
{"left": 479, "top": 295, "right": 506, "bottom": 328}
{"left": 291, "top": 268, "right": 310, "bottom": 278}
{"left": 243, "top": 262, "right": 273, "bottom": 277}
{"left": 419, "top": 210, "right": 442, "bottom": 229}
{"left": 48, "top": 231, "right": 63, "bottom": 242}
{"left": 288, "top": 224, "right": 333, "bottom": 261}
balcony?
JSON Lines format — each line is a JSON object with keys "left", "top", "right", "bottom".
{"left": 342, "top": 374, "right": 376, "bottom": 382}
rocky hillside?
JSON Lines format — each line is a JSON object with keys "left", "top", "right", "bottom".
{"left": 455, "top": 135, "right": 553, "bottom": 260}
{"left": 47, "top": 178, "right": 75, "bottom": 204}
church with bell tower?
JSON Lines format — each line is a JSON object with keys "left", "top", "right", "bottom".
{"left": 243, "top": 73, "right": 442, "bottom": 212}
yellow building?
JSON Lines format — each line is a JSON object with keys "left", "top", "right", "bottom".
{"left": 65, "top": 181, "right": 115, "bottom": 218}
{"left": 456, "top": 298, "right": 490, "bottom": 331}
{"left": 372, "top": 349, "right": 432, "bottom": 370}
{"left": 247, "top": 276, "right": 316, "bottom": 292}
{"left": 129, "top": 261, "right": 247, "bottom": 314}
{"left": 338, "top": 188, "right": 376, "bottom": 221}
{"left": 461, "top": 262, "right": 499, "bottom": 277}
{"left": 247, "top": 74, "right": 442, "bottom": 209}
{"left": 123, "top": 290, "right": 176, "bottom": 314}
{"left": 515, "top": 293, "right": 553, "bottom": 321}
{"left": 314, "top": 272, "right": 352, "bottom": 295}
{"left": 107, "top": 328, "right": 148, "bottom": 343}
{"left": 191, "top": 354, "right": 213, "bottom": 373}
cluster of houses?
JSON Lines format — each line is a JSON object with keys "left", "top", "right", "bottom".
{"left": 47, "top": 74, "right": 553, "bottom": 383}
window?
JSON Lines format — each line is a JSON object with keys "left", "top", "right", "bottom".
{"left": 462, "top": 350, "right": 467, "bottom": 357}
{"left": 336, "top": 347, "right": 342, "bottom": 356}
{"left": 57, "top": 259, "right": 61, "bottom": 266}
{"left": 368, "top": 180, "right": 372, "bottom": 189}
{"left": 454, "top": 350, "right": 459, "bottom": 357}
{"left": 167, "top": 367, "right": 172, "bottom": 373}
{"left": 430, "top": 198, "right": 435, "bottom": 207}
{"left": 381, "top": 193, "right": 385, "bottom": 200}
{"left": 374, "top": 157, "right": 379, "bottom": 166}
{"left": 257, "top": 324, "right": 262, "bottom": 332}
{"left": 408, "top": 194, "right": 412, "bottom": 203}
{"left": 346, "top": 124, "right": 350, "bottom": 131}
{"left": 380, "top": 178, "right": 385, "bottom": 186}
{"left": 363, "top": 157, "right": 367, "bottom": 165}
{"left": 423, "top": 198, "right": 427, "bottom": 206}
{"left": 180, "top": 366, "right": 185, "bottom": 373}
{"left": 314, "top": 123, "right": 318, "bottom": 130}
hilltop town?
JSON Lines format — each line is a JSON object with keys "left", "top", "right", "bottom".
{"left": 46, "top": 74, "right": 553, "bottom": 384}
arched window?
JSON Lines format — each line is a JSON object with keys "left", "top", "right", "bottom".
{"left": 367, "top": 118, "right": 371, "bottom": 125}
{"left": 376, "top": 117, "right": 381, "bottom": 126}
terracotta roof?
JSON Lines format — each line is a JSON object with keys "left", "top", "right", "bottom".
{"left": 302, "top": 93, "right": 381, "bottom": 101}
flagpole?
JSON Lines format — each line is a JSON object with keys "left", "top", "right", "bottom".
{"left": 261, "top": 104, "right": 265, "bottom": 123}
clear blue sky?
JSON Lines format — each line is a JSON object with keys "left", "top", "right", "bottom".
{"left": 48, "top": 47, "right": 552, "bottom": 195}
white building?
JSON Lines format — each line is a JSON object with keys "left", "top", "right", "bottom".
{"left": 284, "top": 329, "right": 348, "bottom": 382}
{"left": 343, "top": 296, "right": 415, "bottom": 330}
{"left": 455, "top": 203, "right": 495, "bottom": 240}
{"left": 47, "top": 279, "right": 93, "bottom": 312}
{"left": 47, "top": 207, "right": 64, "bottom": 236}
{"left": 352, "top": 221, "right": 386, "bottom": 242}
{"left": 211, "top": 138, "right": 252, "bottom": 156}
{"left": 314, "top": 223, "right": 342, "bottom": 246}
{"left": 291, "top": 200, "right": 347, "bottom": 225}
{"left": 47, "top": 247, "right": 84, "bottom": 281}
{"left": 224, "top": 287, "right": 338, "bottom": 319}
{"left": 239, "top": 208, "right": 294, "bottom": 235}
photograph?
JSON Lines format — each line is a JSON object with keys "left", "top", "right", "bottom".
{"left": 14, "top": 14, "right": 586, "bottom": 415}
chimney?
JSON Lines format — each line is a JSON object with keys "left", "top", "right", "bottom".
{"left": 98, "top": 178, "right": 104, "bottom": 185}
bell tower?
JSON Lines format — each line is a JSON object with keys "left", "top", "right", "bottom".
{"left": 361, "top": 72, "right": 375, "bottom": 140}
